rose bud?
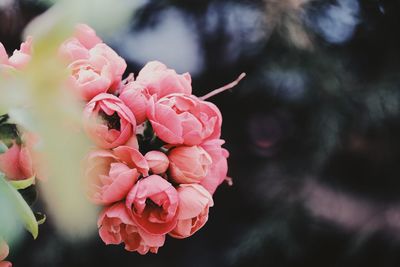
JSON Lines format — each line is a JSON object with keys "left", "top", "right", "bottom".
{"left": 0, "top": 142, "right": 34, "bottom": 180}
{"left": 147, "top": 94, "right": 222, "bottom": 145}
{"left": 98, "top": 202, "right": 165, "bottom": 255}
{"left": 145, "top": 151, "right": 169, "bottom": 174}
{"left": 119, "top": 82, "right": 149, "bottom": 125}
{"left": 200, "top": 139, "right": 230, "bottom": 195}
{"left": 169, "top": 184, "right": 214, "bottom": 239}
{"left": 86, "top": 146, "right": 148, "bottom": 205}
{"left": 135, "top": 61, "right": 192, "bottom": 99}
{"left": 126, "top": 175, "right": 179, "bottom": 235}
{"left": 168, "top": 146, "right": 212, "bottom": 184}
{"left": 83, "top": 93, "right": 136, "bottom": 149}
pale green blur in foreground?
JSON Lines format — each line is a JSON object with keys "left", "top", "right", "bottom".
{"left": 0, "top": 0, "right": 142, "bottom": 241}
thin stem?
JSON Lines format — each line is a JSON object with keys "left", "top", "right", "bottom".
{"left": 199, "top": 73, "right": 246, "bottom": 100}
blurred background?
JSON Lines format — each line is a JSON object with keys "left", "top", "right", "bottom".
{"left": 2, "top": 0, "right": 400, "bottom": 266}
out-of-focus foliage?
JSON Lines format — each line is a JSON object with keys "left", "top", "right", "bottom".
{"left": 0, "top": 173, "right": 37, "bottom": 242}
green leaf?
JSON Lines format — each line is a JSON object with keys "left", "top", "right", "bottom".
{"left": 9, "top": 176, "right": 36, "bottom": 190}
{"left": 0, "top": 173, "right": 39, "bottom": 239}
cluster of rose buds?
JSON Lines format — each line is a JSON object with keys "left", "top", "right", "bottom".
{"left": 59, "top": 24, "right": 230, "bottom": 255}
{"left": 0, "top": 23, "right": 235, "bottom": 256}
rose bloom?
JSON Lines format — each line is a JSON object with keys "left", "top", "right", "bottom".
{"left": 144, "top": 151, "right": 169, "bottom": 174}
{"left": 169, "top": 184, "right": 213, "bottom": 239}
{"left": 119, "top": 61, "right": 192, "bottom": 124}
{"left": 85, "top": 146, "right": 148, "bottom": 205}
{"left": 0, "top": 240, "right": 11, "bottom": 267}
{"left": 59, "top": 24, "right": 102, "bottom": 62}
{"left": 200, "top": 139, "right": 230, "bottom": 195}
{"left": 73, "top": 24, "right": 102, "bottom": 50}
{"left": 0, "top": 143, "right": 33, "bottom": 180}
{"left": 168, "top": 146, "right": 212, "bottom": 184}
{"left": 60, "top": 24, "right": 126, "bottom": 101}
{"left": 135, "top": 61, "right": 192, "bottom": 98}
{"left": 67, "top": 43, "right": 127, "bottom": 101}
{"left": 0, "top": 36, "right": 32, "bottom": 70}
{"left": 83, "top": 93, "right": 136, "bottom": 149}
{"left": 126, "top": 175, "right": 179, "bottom": 235}
{"left": 98, "top": 202, "right": 165, "bottom": 255}
{"left": 147, "top": 94, "right": 222, "bottom": 145}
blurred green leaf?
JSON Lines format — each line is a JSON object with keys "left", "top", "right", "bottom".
{"left": 0, "top": 173, "right": 39, "bottom": 239}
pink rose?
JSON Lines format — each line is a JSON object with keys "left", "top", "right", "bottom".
{"left": 68, "top": 44, "right": 126, "bottom": 101}
{"left": 68, "top": 56, "right": 112, "bottom": 100}
{"left": 0, "top": 143, "right": 33, "bottom": 180}
{"left": 0, "top": 37, "right": 32, "bottom": 70}
{"left": 123, "top": 221, "right": 165, "bottom": 255}
{"left": 144, "top": 151, "right": 169, "bottom": 174}
{"left": 126, "top": 175, "right": 179, "bottom": 235}
{"left": 168, "top": 146, "right": 212, "bottom": 184}
{"left": 59, "top": 24, "right": 101, "bottom": 63}
{"left": 119, "top": 61, "right": 192, "bottom": 124}
{"left": 22, "top": 132, "right": 49, "bottom": 181}
{"left": 0, "top": 240, "right": 11, "bottom": 267}
{"left": 147, "top": 94, "right": 222, "bottom": 145}
{"left": 83, "top": 93, "right": 136, "bottom": 149}
{"left": 98, "top": 202, "right": 165, "bottom": 255}
{"left": 136, "top": 61, "right": 192, "bottom": 99}
{"left": 8, "top": 36, "right": 32, "bottom": 69}
{"left": 169, "top": 184, "right": 213, "bottom": 239}
{"left": 119, "top": 81, "right": 149, "bottom": 125}
{"left": 200, "top": 139, "right": 229, "bottom": 194}
{"left": 88, "top": 44, "right": 126, "bottom": 92}
{"left": 73, "top": 24, "right": 102, "bottom": 50}
{"left": 85, "top": 146, "right": 148, "bottom": 205}
{"left": 59, "top": 38, "right": 90, "bottom": 63}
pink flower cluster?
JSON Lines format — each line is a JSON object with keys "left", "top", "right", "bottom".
{"left": 59, "top": 25, "right": 230, "bottom": 254}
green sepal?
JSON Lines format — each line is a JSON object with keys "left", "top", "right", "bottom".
{"left": 9, "top": 176, "right": 36, "bottom": 190}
